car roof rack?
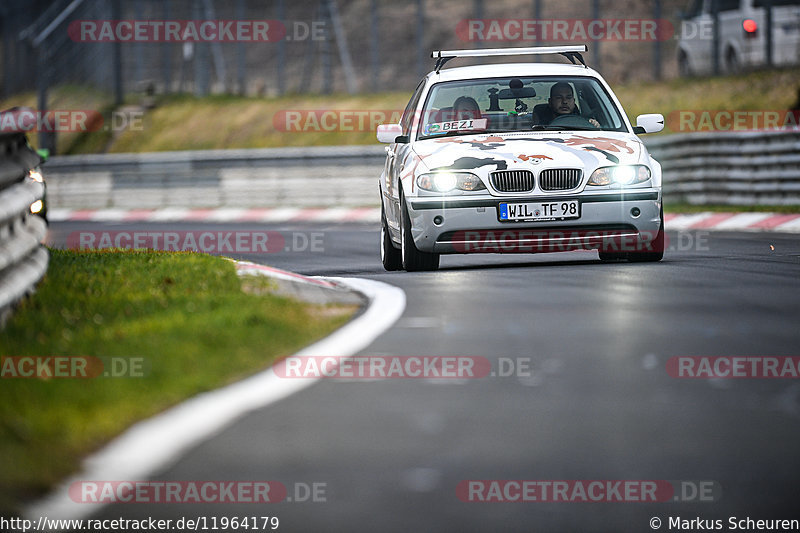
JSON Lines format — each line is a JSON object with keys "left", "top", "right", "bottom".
{"left": 431, "top": 45, "right": 588, "bottom": 73}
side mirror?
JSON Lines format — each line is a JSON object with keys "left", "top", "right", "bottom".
{"left": 377, "top": 123, "right": 404, "bottom": 143}
{"left": 634, "top": 114, "right": 664, "bottom": 134}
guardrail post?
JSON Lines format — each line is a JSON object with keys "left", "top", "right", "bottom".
{"left": 765, "top": 0, "right": 773, "bottom": 67}
{"left": 35, "top": 48, "right": 55, "bottom": 155}
{"left": 0, "top": 113, "right": 48, "bottom": 327}
{"left": 653, "top": 0, "right": 662, "bottom": 80}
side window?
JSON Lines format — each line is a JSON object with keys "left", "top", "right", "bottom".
{"left": 401, "top": 79, "right": 426, "bottom": 136}
{"left": 754, "top": 0, "right": 800, "bottom": 6}
{"left": 686, "top": 0, "right": 704, "bottom": 18}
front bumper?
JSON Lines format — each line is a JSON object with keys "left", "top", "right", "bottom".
{"left": 406, "top": 191, "right": 662, "bottom": 254}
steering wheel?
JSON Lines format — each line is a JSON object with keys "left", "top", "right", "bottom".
{"left": 549, "top": 114, "right": 596, "bottom": 129}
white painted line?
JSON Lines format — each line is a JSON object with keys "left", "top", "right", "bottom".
{"left": 47, "top": 208, "right": 74, "bottom": 221}
{"left": 310, "top": 207, "right": 352, "bottom": 222}
{"left": 207, "top": 208, "right": 247, "bottom": 222}
{"left": 147, "top": 207, "right": 190, "bottom": 221}
{"left": 713, "top": 212, "right": 773, "bottom": 230}
{"left": 89, "top": 208, "right": 128, "bottom": 222}
{"left": 24, "top": 272, "right": 405, "bottom": 521}
{"left": 261, "top": 208, "right": 301, "bottom": 222}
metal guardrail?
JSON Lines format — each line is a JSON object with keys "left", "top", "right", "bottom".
{"left": 0, "top": 114, "right": 47, "bottom": 325}
{"left": 42, "top": 130, "right": 800, "bottom": 210}
{"left": 644, "top": 129, "right": 800, "bottom": 205}
{"left": 44, "top": 145, "right": 385, "bottom": 209}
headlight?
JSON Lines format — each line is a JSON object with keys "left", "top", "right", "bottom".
{"left": 588, "top": 165, "right": 651, "bottom": 186}
{"left": 30, "top": 200, "right": 44, "bottom": 214}
{"left": 417, "top": 172, "right": 486, "bottom": 192}
{"left": 28, "top": 168, "right": 44, "bottom": 183}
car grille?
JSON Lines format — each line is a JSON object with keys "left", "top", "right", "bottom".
{"left": 490, "top": 170, "right": 535, "bottom": 192}
{"left": 539, "top": 169, "right": 583, "bottom": 191}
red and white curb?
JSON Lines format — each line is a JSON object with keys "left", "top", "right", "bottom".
{"left": 48, "top": 208, "right": 800, "bottom": 232}
{"left": 48, "top": 207, "right": 382, "bottom": 224}
{"left": 24, "top": 265, "right": 406, "bottom": 521}
{"left": 664, "top": 212, "right": 800, "bottom": 232}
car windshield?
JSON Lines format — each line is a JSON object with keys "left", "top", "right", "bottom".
{"left": 417, "top": 76, "right": 628, "bottom": 139}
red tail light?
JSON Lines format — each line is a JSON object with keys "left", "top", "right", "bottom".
{"left": 743, "top": 19, "right": 758, "bottom": 37}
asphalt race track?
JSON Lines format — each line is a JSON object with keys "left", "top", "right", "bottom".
{"left": 48, "top": 221, "right": 800, "bottom": 531}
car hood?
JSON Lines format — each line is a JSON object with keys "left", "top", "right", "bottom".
{"left": 410, "top": 131, "right": 644, "bottom": 174}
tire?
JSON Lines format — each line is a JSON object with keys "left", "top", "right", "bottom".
{"left": 628, "top": 208, "right": 665, "bottom": 263}
{"left": 400, "top": 196, "right": 439, "bottom": 271}
{"left": 725, "top": 48, "right": 740, "bottom": 74}
{"left": 381, "top": 205, "right": 402, "bottom": 271}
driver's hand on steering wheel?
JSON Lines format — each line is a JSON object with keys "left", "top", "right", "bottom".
{"left": 588, "top": 118, "right": 600, "bottom": 128}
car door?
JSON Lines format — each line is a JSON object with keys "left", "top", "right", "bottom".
{"left": 385, "top": 78, "right": 426, "bottom": 235}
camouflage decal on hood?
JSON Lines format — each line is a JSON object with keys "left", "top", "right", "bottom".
{"left": 431, "top": 157, "right": 509, "bottom": 172}
{"left": 413, "top": 132, "right": 641, "bottom": 172}
{"left": 434, "top": 135, "right": 508, "bottom": 151}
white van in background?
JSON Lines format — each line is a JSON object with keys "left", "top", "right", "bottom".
{"left": 677, "top": 0, "right": 800, "bottom": 75}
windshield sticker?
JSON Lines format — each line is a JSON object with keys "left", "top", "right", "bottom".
{"left": 424, "top": 118, "right": 488, "bottom": 136}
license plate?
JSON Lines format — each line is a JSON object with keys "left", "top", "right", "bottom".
{"left": 498, "top": 200, "right": 580, "bottom": 222}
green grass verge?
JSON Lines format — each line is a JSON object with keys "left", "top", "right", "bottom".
{"left": 0, "top": 250, "right": 357, "bottom": 517}
{"left": 3, "top": 68, "right": 796, "bottom": 154}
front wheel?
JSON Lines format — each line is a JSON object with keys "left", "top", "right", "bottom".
{"left": 725, "top": 48, "right": 740, "bottom": 74}
{"left": 678, "top": 52, "right": 692, "bottom": 77}
{"left": 381, "top": 206, "right": 402, "bottom": 271}
{"left": 400, "top": 196, "right": 439, "bottom": 271}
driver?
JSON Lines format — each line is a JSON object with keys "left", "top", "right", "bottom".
{"left": 538, "top": 82, "right": 600, "bottom": 128}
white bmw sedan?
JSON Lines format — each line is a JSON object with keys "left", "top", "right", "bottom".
{"left": 378, "top": 46, "right": 665, "bottom": 271}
